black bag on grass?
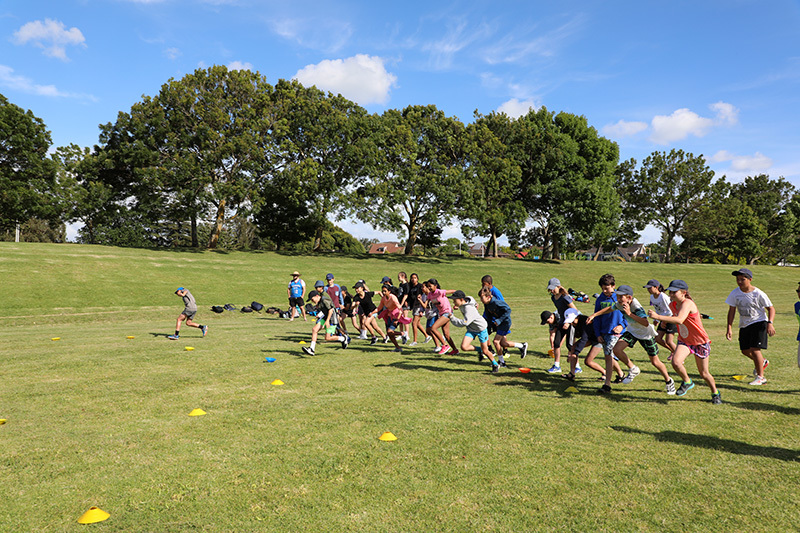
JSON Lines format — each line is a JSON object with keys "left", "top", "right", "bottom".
{"left": 241, "top": 306, "right": 253, "bottom": 313}
{"left": 224, "top": 303, "right": 237, "bottom": 311}
{"left": 211, "top": 305, "right": 225, "bottom": 314}
{"left": 251, "top": 301, "right": 264, "bottom": 312}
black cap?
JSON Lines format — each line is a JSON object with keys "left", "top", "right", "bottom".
{"left": 353, "top": 282, "right": 365, "bottom": 289}
{"left": 540, "top": 310, "right": 553, "bottom": 325}
{"left": 448, "top": 290, "right": 467, "bottom": 300}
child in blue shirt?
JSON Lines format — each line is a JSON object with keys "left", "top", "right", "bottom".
{"left": 795, "top": 282, "right": 800, "bottom": 369}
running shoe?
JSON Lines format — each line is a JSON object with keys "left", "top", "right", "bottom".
{"left": 408, "top": 341, "right": 417, "bottom": 346}
{"left": 520, "top": 342, "right": 528, "bottom": 359}
{"left": 359, "top": 331, "right": 368, "bottom": 340}
{"left": 749, "top": 375, "right": 767, "bottom": 386}
{"left": 492, "top": 364, "right": 500, "bottom": 373}
{"left": 341, "top": 335, "right": 351, "bottom": 349}
{"left": 450, "top": 350, "right": 460, "bottom": 356}
{"left": 477, "top": 352, "right": 485, "bottom": 362}
{"left": 665, "top": 378, "right": 676, "bottom": 395}
{"left": 611, "top": 375, "right": 624, "bottom": 384}
{"left": 676, "top": 380, "right": 695, "bottom": 396}
{"left": 370, "top": 337, "right": 378, "bottom": 345}
{"left": 201, "top": 325, "right": 208, "bottom": 337}
{"left": 621, "top": 365, "right": 641, "bottom": 384}
{"left": 424, "top": 336, "right": 432, "bottom": 343}
{"left": 546, "top": 364, "right": 561, "bottom": 373}
{"left": 575, "top": 365, "right": 583, "bottom": 374}
{"left": 438, "top": 345, "right": 451, "bottom": 355}
{"left": 168, "top": 335, "right": 179, "bottom": 340}
{"left": 302, "top": 346, "right": 316, "bottom": 356}
{"left": 711, "top": 393, "right": 722, "bottom": 405}
{"left": 394, "top": 347, "right": 402, "bottom": 353}
{"left": 598, "top": 384, "right": 611, "bottom": 394}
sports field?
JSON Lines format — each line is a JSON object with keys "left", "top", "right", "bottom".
{"left": 1, "top": 242, "right": 799, "bottom": 531}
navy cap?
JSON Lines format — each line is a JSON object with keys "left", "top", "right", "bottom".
{"left": 381, "top": 276, "right": 391, "bottom": 283}
{"left": 732, "top": 268, "right": 753, "bottom": 279}
{"left": 326, "top": 273, "right": 335, "bottom": 280}
{"left": 643, "top": 279, "right": 660, "bottom": 289}
{"left": 666, "top": 279, "right": 689, "bottom": 292}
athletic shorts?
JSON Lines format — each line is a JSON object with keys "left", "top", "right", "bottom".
{"left": 183, "top": 309, "right": 197, "bottom": 320}
{"left": 739, "top": 321, "right": 769, "bottom": 351}
{"left": 679, "top": 340, "right": 711, "bottom": 359}
{"left": 601, "top": 333, "right": 621, "bottom": 356}
{"left": 385, "top": 317, "right": 398, "bottom": 331}
{"left": 426, "top": 316, "right": 437, "bottom": 329}
{"left": 566, "top": 324, "right": 590, "bottom": 355}
{"left": 657, "top": 321, "right": 677, "bottom": 335}
{"left": 288, "top": 296, "right": 304, "bottom": 308}
{"left": 495, "top": 319, "right": 512, "bottom": 337}
{"left": 553, "top": 326, "right": 568, "bottom": 350}
{"left": 413, "top": 305, "right": 426, "bottom": 317}
{"left": 465, "top": 329, "right": 489, "bottom": 343}
{"left": 620, "top": 331, "right": 659, "bottom": 358}
{"left": 340, "top": 308, "right": 355, "bottom": 318}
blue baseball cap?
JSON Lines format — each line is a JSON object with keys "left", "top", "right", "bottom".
{"left": 314, "top": 280, "right": 325, "bottom": 288}
{"left": 175, "top": 287, "right": 185, "bottom": 293}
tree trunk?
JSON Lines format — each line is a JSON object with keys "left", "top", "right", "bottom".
{"left": 191, "top": 214, "right": 198, "bottom": 248}
{"left": 592, "top": 245, "right": 602, "bottom": 261}
{"left": 552, "top": 235, "right": 561, "bottom": 260}
{"left": 313, "top": 224, "right": 324, "bottom": 252}
{"left": 405, "top": 225, "right": 417, "bottom": 255}
{"left": 491, "top": 229, "right": 499, "bottom": 258}
{"left": 208, "top": 199, "right": 226, "bottom": 249}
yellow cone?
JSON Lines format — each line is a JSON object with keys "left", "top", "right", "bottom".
{"left": 299, "top": 341, "right": 307, "bottom": 345}
{"left": 126, "top": 336, "right": 135, "bottom": 339}
{"left": 548, "top": 349, "right": 554, "bottom": 358}
{"left": 188, "top": 408, "right": 206, "bottom": 416}
{"left": 379, "top": 431, "right": 397, "bottom": 441}
{"left": 0, "top": 419, "right": 6, "bottom": 425}
{"left": 565, "top": 386, "right": 579, "bottom": 393}
{"left": 51, "top": 337, "right": 61, "bottom": 341}
{"left": 732, "top": 375, "right": 747, "bottom": 381}
{"left": 271, "top": 379, "right": 284, "bottom": 386}
{"left": 185, "top": 346, "right": 194, "bottom": 351}
{"left": 77, "top": 506, "right": 110, "bottom": 524}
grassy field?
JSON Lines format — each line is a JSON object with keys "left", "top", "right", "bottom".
{"left": 1, "top": 242, "right": 799, "bottom": 532}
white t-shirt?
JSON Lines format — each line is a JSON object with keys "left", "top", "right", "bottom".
{"left": 725, "top": 287, "right": 772, "bottom": 328}
{"left": 615, "top": 297, "right": 656, "bottom": 340}
{"left": 649, "top": 292, "right": 672, "bottom": 317}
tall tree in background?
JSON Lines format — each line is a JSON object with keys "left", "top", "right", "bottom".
{"left": 0, "top": 94, "right": 60, "bottom": 234}
{"left": 353, "top": 105, "right": 467, "bottom": 255}
{"left": 264, "top": 79, "right": 376, "bottom": 251}
{"left": 617, "top": 149, "right": 717, "bottom": 262}
{"left": 461, "top": 113, "right": 525, "bottom": 257}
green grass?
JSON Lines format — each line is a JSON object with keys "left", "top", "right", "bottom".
{"left": 1, "top": 242, "right": 800, "bottom": 531}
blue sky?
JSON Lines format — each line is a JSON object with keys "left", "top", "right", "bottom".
{"left": 2, "top": 0, "right": 799, "bottom": 244}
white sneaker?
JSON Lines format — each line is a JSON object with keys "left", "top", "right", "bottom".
{"left": 546, "top": 364, "right": 561, "bottom": 373}
{"left": 622, "top": 365, "right": 641, "bottom": 384}
{"left": 575, "top": 365, "right": 583, "bottom": 374}
{"left": 359, "top": 331, "right": 368, "bottom": 340}
{"left": 665, "top": 378, "right": 676, "bottom": 395}
{"left": 749, "top": 375, "right": 767, "bottom": 386}
{"left": 408, "top": 341, "right": 418, "bottom": 346}
{"left": 424, "top": 336, "right": 432, "bottom": 343}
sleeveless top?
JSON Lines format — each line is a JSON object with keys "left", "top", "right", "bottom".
{"left": 670, "top": 301, "right": 709, "bottom": 345}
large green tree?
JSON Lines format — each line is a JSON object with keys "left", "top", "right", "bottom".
{"left": 352, "top": 105, "right": 467, "bottom": 255}
{"left": 461, "top": 113, "right": 525, "bottom": 257}
{"left": 617, "top": 149, "right": 717, "bottom": 262}
{"left": 0, "top": 94, "right": 59, "bottom": 233}
{"left": 96, "top": 66, "right": 279, "bottom": 249}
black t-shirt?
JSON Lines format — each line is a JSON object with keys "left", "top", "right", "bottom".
{"left": 407, "top": 282, "right": 421, "bottom": 307}
{"left": 354, "top": 291, "right": 377, "bottom": 314}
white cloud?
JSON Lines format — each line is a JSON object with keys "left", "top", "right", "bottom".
{"left": 421, "top": 18, "right": 489, "bottom": 70}
{"left": 710, "top": 101, "right": 739, "bottom": 126}
{"left": 294, "top": 55, "right": 397, "bottom": 106}
{"left": 227, "top": 60, "right": 253, "bottom": 71}
{"left": 709, "top": 150, "right": 773, "bottom": 173}
{"left": 482, "top": 15, "right": 586, "bottom": 65}
{"left": 649, "top": 101, "right": 738, "bottom": 145}
{"left": 164, "top": 47, "right": 181, "bottom": 60}
{"left": 497, "top": 98, "right": 537, "bottom": 118}
{"left": 649, "top": 108, "right": 714, "bottom": 144}
{"left": 12, "top": 19, "right": 86, "bottom": 61}
{"left": 0, "top": 64, "right": 95, "bottom": 100}
{"left": 602, "top": 119, "right": 648, "bottom": 138}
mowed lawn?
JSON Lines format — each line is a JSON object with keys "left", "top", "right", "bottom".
{"left": 1, "top": 242, "right": 799, "bottom": 532}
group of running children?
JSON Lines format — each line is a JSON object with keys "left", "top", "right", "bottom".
{"left": 286, "top": 267, "right": 795, "bottom": 405}
{"left": 172, "top": 267, "right": 798, "bottom": 406}
{"left": 290, "top": 271, "right": 527, "bottom": 373}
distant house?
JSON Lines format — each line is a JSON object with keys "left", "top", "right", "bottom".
{"left": 467, "top": 243, "right": 511, "bottom": 258}
{"left": 580, "top": 244, "right": 649, "bottom": 262}
{"left": 368, "top": 241, "right": 405, "bottom": 254}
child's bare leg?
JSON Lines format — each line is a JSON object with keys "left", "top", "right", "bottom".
{"left": 612, "top": 341, "right": 635, "bottom": 369}
{"left": 175, "top": 314, "right": 187, "bottom": 332}
{"left": 695, "top": 356, "right": 717, "bottom": 393}
{"left": 649, "top": 353, "right": 672, "bottom": 381}
{"left": 670, "top": 346, "right": 691, "bottom": 383}
{"left": 583, "top": 345, "right": 605, "bottom": 375}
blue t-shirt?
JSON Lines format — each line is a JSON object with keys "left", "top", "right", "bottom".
{"left": 795, "top": 301, "right": 800, "bottom": 342}
{"left": 594, "top": 292, "right": 626, "bottom": 336}
{"left": 288, "top": 279, "right": 305, "bottom": 298}
{"left": 491, "top": 286, "right": 504, "bottom": 301}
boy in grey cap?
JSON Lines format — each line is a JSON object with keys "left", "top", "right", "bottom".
{"left": 169, "top": 287, "right": 207, "bottom": 340}
{"left": 449, "top": 290, "right": 502, "bottom": 373}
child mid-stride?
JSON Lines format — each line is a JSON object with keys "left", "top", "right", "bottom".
{"left": 169, "top": 287, "right": 207, "bottom": 340}
{"left": 448, "top": 290, "right": 502, "bottom": 373}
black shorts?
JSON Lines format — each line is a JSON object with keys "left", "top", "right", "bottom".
{"left": 565, "top": 317, "right": 591, "bottom": 355}
{"left": 739, "top": 321, "right": 769, "bottom": 351}
{"left": 288, "top": 296, "right": 304, "bottom": 308}
{"left": 657, "top": 321, "right": 677, "bottom": 335}
{"left": 553, "top": 326, "right": 568, "bottom": 349}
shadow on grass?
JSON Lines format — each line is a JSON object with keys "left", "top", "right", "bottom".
{"left": 611, "top": 426, "right": 800, "bottom": 462}
{"left": 728, "top": 401, "right": 800, "bottom": 416}
{"left": 375, "top": 354, "right": 490, "bottom": 373}
{"left": 149, "top": 332, "right": 205, "bottom": 339}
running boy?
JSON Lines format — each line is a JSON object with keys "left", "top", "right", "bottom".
{"left": 479, "top": 286, "right": 528, "bottom": 360}
{"left": 645, "top": 279, "right": 676, "bottom": 361}
{"left": 449, "top": 290, "right": 501, "bottom": 372}
{"left": 302, "top": 290, "right": 351, "bottom": 356}
{"left": 588, "top": 285, "right": 675, "bottom": 395}
{"left": 542, "top": 309, "right": 589, "bottom": 381}
{"left": 725, "top": 268, "right": 775, "bottom": 385}
{"left": 353, "top": 281, "right": 385, "bottom": 345}
{"left": 169, "top": 287, "right": 207, "bottom": 340}
{"left": 587, "top": 274, "right": 634, "bottom": 394}
{"left": 649, "top": 280, "right": 721, "bottom": 404}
